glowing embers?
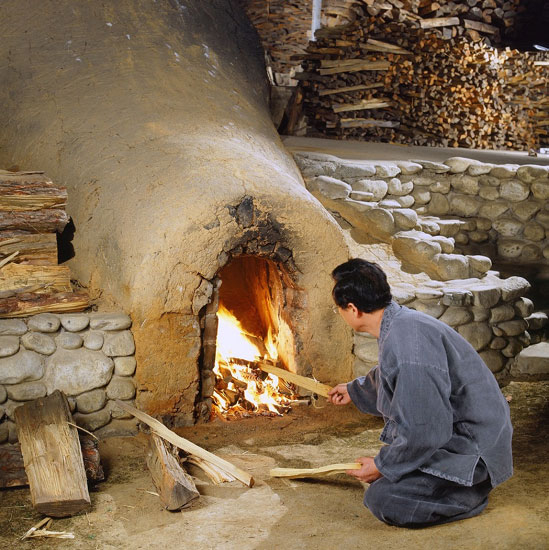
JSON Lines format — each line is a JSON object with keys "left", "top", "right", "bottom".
{"left": 212, "top": 306, "right": 300, "bottom": 419}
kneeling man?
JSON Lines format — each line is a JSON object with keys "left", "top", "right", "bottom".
{"left": 329, "top": 259, "right": 513, "bottom": 527}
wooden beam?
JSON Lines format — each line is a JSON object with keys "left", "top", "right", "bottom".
{"left": 146, "top": 434, "right": 199, "bottom": 510}
{"left": 14, "top": 391, "right": 91, "bottom": 517}
{"left": 270, "top": 463, "right": 361, "bottom": 479}
{"left": 318, "top": 83, "right": 384, "bottom": 97}
{"left": 257, "top": 363, "right": 331, "bottom": 398}
{"left": 115, "top": 400, "right": 254, "bottom": 487}
{"left": 420, "top": 16, "right": 460, "bottom": 28}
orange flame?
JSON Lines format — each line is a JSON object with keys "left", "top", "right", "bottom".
{"left": 212, "top": 306, "right": 297, "bottom": 417}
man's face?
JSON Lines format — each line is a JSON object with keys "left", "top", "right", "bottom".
{"left": 337, "top": 304, "right": 362, "bottom": 331}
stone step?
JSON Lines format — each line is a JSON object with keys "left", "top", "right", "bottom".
{"left": 510, "top": 342, "right": 549, "bottom": 380}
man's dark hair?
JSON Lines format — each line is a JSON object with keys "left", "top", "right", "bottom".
{"left": 332, "top": 259, "right": 392, "bottom": 313}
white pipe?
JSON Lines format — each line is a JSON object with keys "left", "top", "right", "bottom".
{"left": 311, "top": 0, "right": 322, "bottom": 42}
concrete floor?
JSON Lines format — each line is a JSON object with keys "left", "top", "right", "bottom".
{"left": 1, "top": 381, "right": 547, "bottom": 550}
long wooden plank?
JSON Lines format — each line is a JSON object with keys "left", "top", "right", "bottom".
{"left": 115, "top": 400, "right": 254, "bottom": 487}
{"left": 270, "top": 463, "right": 361, "bottom": 479}
{"left": 257, "top": 363, "right": 331, "bottom": 398}
{"left": 14, "top": 391, "right": 90, "bottom": 517}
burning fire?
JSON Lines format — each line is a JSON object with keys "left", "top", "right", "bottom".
{"left": 212, "top": 306, "right": 300, "bottom": 418}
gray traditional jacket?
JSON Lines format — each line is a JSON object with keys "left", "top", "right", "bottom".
{"left": 348, "top": 301, "right": 513, "bottom": 487}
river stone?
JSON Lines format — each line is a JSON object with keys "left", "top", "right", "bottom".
{"left": 431, "top": 236, "right": 454, "bottom": 253}
{"left": 476, "top": 217, "right": 492, "bottom": 231}
{"left": 522, "top": 244, "right": 542, "bottom": 261}
{"left": 458, "top": 322, "right": 493, "bottom": 351}
{"left": 6, "top": 381, "right": 46, "bottom": 401}
{"left": 307, "top": 175, "right": 351, "bottom": 199}
{"left": 512, "top": 342, "right": 549, "bottom": 376}
{"left": 335, "top": 161, "right": 377, "bottom": 179}
{"left": 523, "top": 222, "right": 545, "bottom": 241}
{"left": 297, "top": 160, "right": 337, "bottom": 178}
{"left": 396, "top": 161, "right": 422, "bottom": 174}
{"left": 352, "top": 179, "right": 388, "bottom": 201}
{"left": 437, "top": 220, "right": 464, "bottom": 237}
{"left": 106, "top": 376, "right": 136, "bottom": 400}
{"left": 536, "top": 210, "right": 549, "bottom": 228}
{"left": 394, "top": 195, "right": 415, "bottom": 208}
{"left": 531, "top": 181, "right": 549, "bottom": 200}
{"left": 411, "top": 188, "right": 431, "bottom": 205}
{"left": 349, "top": 191, "right": 375, "bottom": 201}
{"left": 468, "top": 284, "right": 501, "bottom": 308}
{"left": 439, "top": 307, "right": 473, "bottom": 327}
{"left": 492, "top": 218, "right": 523, "bottom": 238}
{"left": 378, "top": 199, "right": 401, "bottom": 209}
{"left": 0, "top": 421, "right": 7, "bottom": 443}
{"left": 73, "top": 409, "right": 111, "bottom": 431}
{"left": 411, "top": 160, "right": 450, "bottom": 173}
{"left": 450, "top": 174, "right": 479, "bottom": 195}
{"left": 479, "top": 350, "right": 505, "bottom": 373}
{"left": 500, "top": 276, "right": 531, "bottom": 301}
{"left": 526, "top": 312, "right": 548, "bottom": 331}
{"left": 415, "top": 288, "right": 444, "bottom": 300}
{"left": 387, "top": 178, "right": 413, "bottom": 196}
{"left": 56, "top": 332, "right": 83, "bottom": 350}
{"left": 361, "top": 208, "right": 396, "bottom": 239}
{"left": 450, "top": 195, "right": 480, "bottom": 216}
{"left": 490, "top": 337, "right": 507, "bottom": 350}
{"left": 411, "top": 300, "right": 447, "bottom": 319}
{"left": 511, "top": 201, "right": 541, "bottom": 222}
{"left": 114, "top": 356, "right": 137, "bottom": 376}
{"left": 392, "top": 232, "right": 441, "bottom": 267}
{"left": 84, "top": 331, "right": 104, "bottom": 350}
{"left": 442, "top": 289, "right": 472, "bottom": 307}
{"left": 21, "top": 332, "right": 56, "bottom": 355}
{"left": 392, "top": 285, "right": 416, "bottom": 304}
{"left": 393, "top": 208, "right": 418, "bottom": 229}
{"left": 500, "top": 180, "right": 530, "bottom": 202}
{"left": 353, "top": 333, "right": 379, "bottom": 364}
{"left": 429, "top": 180, "right": 451, "bottom": 194}
{"left": 44, "top": 348, "right": 114, "bottom": 395}
{"left": 497, "top": 240, "right": 523, "bottom": 259}
{"left": 374, "top": 164, "right": 401, "bottom": 178}
{"left": 479, "top": 202, "right": 509, "bottom": 219}
{"left": 479, "top": 186, "right": 500, "bottom": 201}
{"left": 444, "top": 157, "right": 478, "bottom": 173}
{"left": 471, "top": 307, "right": 490, "bottom": 322}
{"left": 490, "top": 304, "right": 515, "bottom": 324}
{"left": 419, "top": 219, "right": 441, "bottom": 235}
{"left": 493, "top": 319, "right": 528, "bottom": 337}
{"left": 106, "top": 399, "right": 135, "bottom": 419}
{"left": 467, "top": 256, "right": 492, "bottom": 275}
{"left": 0, "top": 320, "right": 27, "bottom": 336}
{"left": 544, "top": 246, "right": 549, "bottom": 260}
{"left": 468, "top": 231, "right": 489, "bottom": 243}
{"left": 58, "top": 314, "right": 90, "bottom": 332}
{"left": 0, "top": 336, "right": 19, "bottom": 358}
{"left": 76, "top": 388, "right": 107, "bottom": 414}
{"left": 516, "top": 164, "right": 549, "bottom": 183}
{"left": 89, "top": 313, "right": 132, "bottom": 331}
{"left": 102, "top": 330, "right": 135, "bottom": 357}
{"left": 454, "top": 232, "right": 469, "bottom": 245}
{"left": 502, "top": 338, "right": 524, "bottom": 358}
{"left": 434, "top": 254, "right": 470, "bottom": 280}
{"left": 0, "top": 385, "right": 6, "bottom": 404}
{"left": 0, "top": 350, "right": 44, "bottom": 384}
{"left": 468, "top": 163, "right": 494, "bottom": 176}
{"left": 428, "top": 193, "right": 450, "bottom": 215}
{"left": 28, "top": 313, "right": 60, "bottom": 333}
{"left": 490, "top": 164, "right": 518, "bottom": 179}
{"left": 1, "top": 399, "right": 24, "bottom": 421}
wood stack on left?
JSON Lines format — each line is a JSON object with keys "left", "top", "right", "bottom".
{"left": 0, "top": 170, "right": 89, "bottom": 317}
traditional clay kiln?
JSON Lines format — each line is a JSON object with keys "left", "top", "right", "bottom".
{"left": 0, "top": 0, "right": 353, "bottom": 424}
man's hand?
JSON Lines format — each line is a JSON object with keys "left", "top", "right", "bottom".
{"left": 328, "top": 383, "right": 351, "bottom": 405}
{"left": 346, "top": 457, "right": 383, "bottom": 483}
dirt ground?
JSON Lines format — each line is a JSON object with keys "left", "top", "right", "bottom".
{"left": 1, "top": 381, "right": 548, "bottom": 550}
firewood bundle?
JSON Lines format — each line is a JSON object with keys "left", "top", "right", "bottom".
{"left": 291, "top": 2, "right": 548, "bottom": 149}
{"left": 0, "top": 170, "right": 89, "bottom": 317}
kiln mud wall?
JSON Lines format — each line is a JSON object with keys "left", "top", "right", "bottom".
{"left": 0, "top": 0, "right": 353, "bottom": 423}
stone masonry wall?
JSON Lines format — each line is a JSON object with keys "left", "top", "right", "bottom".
{"left": 294, "top": 152, "right": 549, "bottom": 383}
{"left": 0, "top": 312, "right": 138, "bottom": 443}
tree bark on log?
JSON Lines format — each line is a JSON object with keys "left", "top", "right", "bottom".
{"left": 0, "top": 210, "right": 69, "bottom": 233}
{"left": 0, "top": 263, "right": 72, "bottom": 293}
{"left": 0, "top": 233, "right": 58, "bottom": 265}
{"left": 0, "top": 291, "right": 89, "bottom": 317}
{"left": 14, "top": 390, "right": 91, "bottom": 517}
{"left": 146, "top": 434, "right": 199, "bottom": 510}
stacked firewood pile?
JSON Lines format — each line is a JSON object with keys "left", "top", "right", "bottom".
{"left": 0, "top": 170, "right": 89, "bottom": 317}
{"left": 290, "top": 0, "right": 548, "bottom": 149}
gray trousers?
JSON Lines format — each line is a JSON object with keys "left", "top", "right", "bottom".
{"left": 364, "top": 460, "right": 492, "bottom": 528}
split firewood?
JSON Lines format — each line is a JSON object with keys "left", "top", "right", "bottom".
{"left": 14, "top": 390, "right": 91, "bottom": 517}
{"left": 186, "top": 456, "right": 237, "bottom": 485}
{"left": 0, "top": 438, "right": 103, "bottom": 489}
{"left": 0, "top": 290, "right": 89, "bottom": 317}
{"left": 0, "top": 233, "right": 58, "bottom": 265}
{"left": 0, "top": 263, "right": 72, "bottom": 293}
{"left": 21, "top": 517, "right": 74, "bottom": 540}
{"left": 257, "top": 362, "right": 331, "bottom": 398}
{"left": 146, "top": 434, "right": 200, "bottom": 510}
{"left": 270, "top": 463, "right": 362, "bottom": 479}
{"left": 115, "top": 400, "right": 255, "bottom": 487}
